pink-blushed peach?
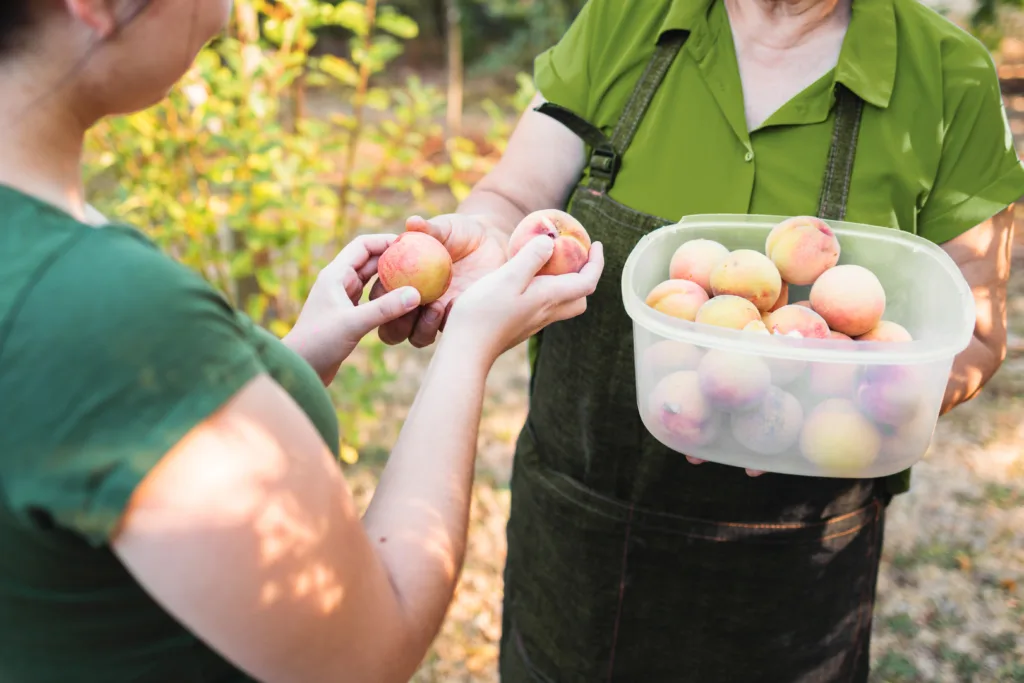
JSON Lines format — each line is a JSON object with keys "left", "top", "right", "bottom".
{"left": 643, "top": 340, "right": 705, "bottom": 377}
{"left": 793, "top": 300, "right": 812, "bottom": 308}
{"left": 697, "top": 349, "right": 772, "bottom": 412}
{"left": 763, "top": 305, "right": 831, "bottom": 339}
{"left": 856, "top": 320, "right": 913, "bottom": 343}
{"left": 378, "top": 232, "right": 453, "bottom": 304}
{"left": 646, "top": 371, "right": 720, "bottom": 449}
{"left": 709, "top": 249, "right": 783, "bottom": 312}
{"left": 694, "top": 295, "right": 762, "bottom": 330}
{"left": 764, "top": 216, "right": 841, "bottom": 286}
{"left": 856, "top": 365, "right": 924, "bottom": 427}
{"left": 808, "top": 264, "right": 886, "bottom": 337}
{"left": 799, "top": 398, "right": 881, "bottom": 475}
{"left": 731, "top": 386, "right": 804, "bottom": 455}
{"left": 508, "top": 209, "right": 592, "bottom": 276}
{"left": 645, "top": 279, "right": 710, "bottom": 322}
{"left": 668, "top": 238, "right": 730, "bottom": 295}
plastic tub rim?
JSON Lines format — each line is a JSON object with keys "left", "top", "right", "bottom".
{"left": 621, "top": 213, "right": 977, "bottom": 365}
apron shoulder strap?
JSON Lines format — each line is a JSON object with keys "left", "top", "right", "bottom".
{"left": 817, "top": 83, "right": 865, "bottom": 221}
{"left": 533, "top": 30, "right": 689, "bottom": 194}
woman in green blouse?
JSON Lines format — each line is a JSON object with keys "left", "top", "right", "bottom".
{"left": 0, "top": 1, "right": 602, "bottom": 682}
{"left": 374, "top": 0, "right": 1024, "bottom": 680}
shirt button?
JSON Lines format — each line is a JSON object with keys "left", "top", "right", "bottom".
{"left": 744, "top": 151, "right": 754, "bottom": 162}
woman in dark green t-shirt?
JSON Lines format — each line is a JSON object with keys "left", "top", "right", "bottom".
{"left": 0, "top": 2, "right": 603, "bottom": 682}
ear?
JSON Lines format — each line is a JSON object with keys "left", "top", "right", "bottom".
{"left": 63, "top": 0, "right": 120, "bottom": 38}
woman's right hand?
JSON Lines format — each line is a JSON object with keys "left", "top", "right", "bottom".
{"left": 443, "top": 235, "right": 605, "bottom": 361}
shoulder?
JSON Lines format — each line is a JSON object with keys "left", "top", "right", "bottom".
{"left": 892, "top": 0, "right": 1001, "bottom": 91}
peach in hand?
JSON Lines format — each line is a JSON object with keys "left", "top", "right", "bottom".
{"left": 809, "top": 264, "right": 886, "bottom": 337}
{"left": 669, "top": 238, "right": 730, "bottom": 295}
{"left": 645, "top": 279, "right": 710, "bottom": 322}
{"left": 378, "top": 232, "right": 453, "bottom": 305}
{"left": 710, "top": 249, "right": 783, "bottom": 312}
{"left": 694, "top": 295, "right": 762, "bottom": 330}
{"left": 764, "top": 216, "right": 841, "bottom": 286}
{"left": 508, "top": 209, "right": 592, "bottom": 276}
{"left": 646, "top": 371, "right": 720, "bottom": 449}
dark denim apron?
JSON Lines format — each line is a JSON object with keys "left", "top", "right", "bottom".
{"left": 500, "top": 31, "right": 890, "bottom": 683}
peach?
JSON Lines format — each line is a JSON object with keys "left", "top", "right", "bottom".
{"left": 768, "top": 281, "right": 790, "bottom": 313}
{"left": 880, "top": 407, "right": 936, "bottom": 461}
{"left": 646, "top": 371, "right": 720, "bottom": 449}
{"left": 807, "top": 361, "right": 860, "bottom": 398}
{"left": 808, "top": 265, "right": 886, "bottom": 337}
{"left": 763, "top": 305, "right": 830, "bottom": 339}
{"left": 694, "top": 295, "right": 762, "bottom": 330}
{"left": 744, "top": 319, "right": 770, "bottom": 334}
{"left": 856, "top": 321, "right": 913, "bottom": 343}
{"left": 856, "top": 365, "right": 923, "bottom": 427}
{"left": 731, "top": 386, "right": 804, "bottom": 455}
{"left": 645, "top": 279, "right": 710, "bottom": 322}
{"left": 764, "top": 216, "right": 841, "bottom": 285}
{"left": 793, "top": 300, "right": 812, "bottom": 308}
{"left": 378, "top": 232, "right": 453, "bottom": 304}
{"left": 669, "top": 239, "right": 730, "bottom": 295}
{"left": 709, "top": 249, "right": 783, "bottom": 311}
{"left": 768, "top": 358, "right": 807, "bottom": 386}
{"left": 643, "top": 340, "right": 705, "bottom": 377}
{"left": 697, "top": 349, "right": 772, "bottom": 412}
{"left": 508, "top": 209, "right": 591, "bottom": 276}
{"left": 800, "top": 399, "right": 881, "bottom": 475}
{"left": 828, "top": 330, "right": 852, "bottom": 341}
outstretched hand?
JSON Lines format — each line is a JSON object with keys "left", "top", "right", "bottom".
{"left": 370, "top": 214, "right": 509, "bottom": 348}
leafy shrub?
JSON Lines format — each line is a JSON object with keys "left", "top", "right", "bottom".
{"left": 83, "top": 0, "right": 527, "bottom": 460}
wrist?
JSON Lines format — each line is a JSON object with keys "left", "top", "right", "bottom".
{"left": 436, "top": 328, "right": 498, "bottom": 370}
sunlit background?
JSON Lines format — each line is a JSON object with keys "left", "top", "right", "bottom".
{"left": 82, "top": 1, "right": 1024, "bottom": 680}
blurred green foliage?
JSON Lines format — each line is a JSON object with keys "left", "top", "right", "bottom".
{"left": 83, "top": 0, "right": 531, "bottom": 460}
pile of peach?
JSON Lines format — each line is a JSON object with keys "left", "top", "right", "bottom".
{"left": 642, "top": 216, "right": 929, "bottom": 474}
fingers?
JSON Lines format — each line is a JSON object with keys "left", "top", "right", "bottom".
{"left": 406, "top": 215, "right": 452, "bottom": 246}
{"left": 500, "top": 235, "right": 556, "bottom": 290}
{"left": 523, "top": 242, "right": 604, "bottom": 303}
{"left": 686, "top": 457, "right": 766, "bottom": 478}
{"left": 370, "top": 279, "right": 419, "bottom": 345}
{"left": 408, "top": 300, "right": 447, "bottom": 349}
{"left": 343, "top": 286, "right": 422, "bottom": 341}
{"left": 331, "top": 233, "right": 398, "bottom": 272}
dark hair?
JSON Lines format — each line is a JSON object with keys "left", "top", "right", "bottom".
{"left": 0, "top": 2, "right": 31, "bottom": 54}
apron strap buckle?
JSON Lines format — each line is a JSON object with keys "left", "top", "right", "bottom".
{"left": 589, "top": 146, "right": 620, "bottom": 188}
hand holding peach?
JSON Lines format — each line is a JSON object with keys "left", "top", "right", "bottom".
{"left": 508, "top": 209, "right": 592, "bottom": 276}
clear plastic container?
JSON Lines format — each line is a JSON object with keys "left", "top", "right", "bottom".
{"left": 621, "top": 214, "right": 976, "bottom": 478}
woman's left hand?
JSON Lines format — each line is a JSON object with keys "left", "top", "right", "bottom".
{"left": 284, "top": 234, "right": 421, "bottom": 385}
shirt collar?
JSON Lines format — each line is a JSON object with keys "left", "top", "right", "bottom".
{"left": 658, "top": 0, "right": 897, "bottom": 109}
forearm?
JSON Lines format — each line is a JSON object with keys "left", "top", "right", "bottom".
{"left": 456, "top": 186, "right": 536, "bottom": 239}
{"left": 360, "top": 335, "right": 492, "bottom": 661}
{"left": 940, "top": 335, "right": 1003, "bottom": 414}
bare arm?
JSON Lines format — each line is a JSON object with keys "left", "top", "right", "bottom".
{"left": 458, "top": 92, "right": 587, "bottom": 238}
{"left": 109, "top": 237, "right": 604, "bottom": 683}
{"left": 111, "top": 335, "right": 490, "bottom": 683}
{"left": 939, "top": 204, "right": 1016, "bottom": 414}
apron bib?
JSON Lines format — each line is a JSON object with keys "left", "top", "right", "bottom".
{"left": 501, "top": 31, "right": 887, "bottom": 683}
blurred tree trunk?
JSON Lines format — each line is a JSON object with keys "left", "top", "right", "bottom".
{"left": 445, "top": 0, "right": 463, "bottom": 143}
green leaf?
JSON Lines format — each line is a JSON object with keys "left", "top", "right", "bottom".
{"left": 317, "top": 55, "right": 360, "bottom": 87}
{"left": 376, "top": 10, "right": 419, "bottom": 40}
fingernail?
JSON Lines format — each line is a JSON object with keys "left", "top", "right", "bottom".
{"left": 423, "top": 306, "right": 441, "bottom": 324}
{"left": 400, "top": 288, "right": 420, "bottom": 307}
{"left": 685, "top": 456, "right": 704, "bottom": 466}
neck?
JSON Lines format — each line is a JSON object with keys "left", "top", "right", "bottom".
{"left": 0, "top": 60, "right": 92, "bottom": 222}
{"left": 725, "top": 0, "right": 850, "bottom": 49}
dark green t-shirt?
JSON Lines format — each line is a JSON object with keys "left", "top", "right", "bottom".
{"left": 0, "top": 185, "right": 339, "bottom": 682}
